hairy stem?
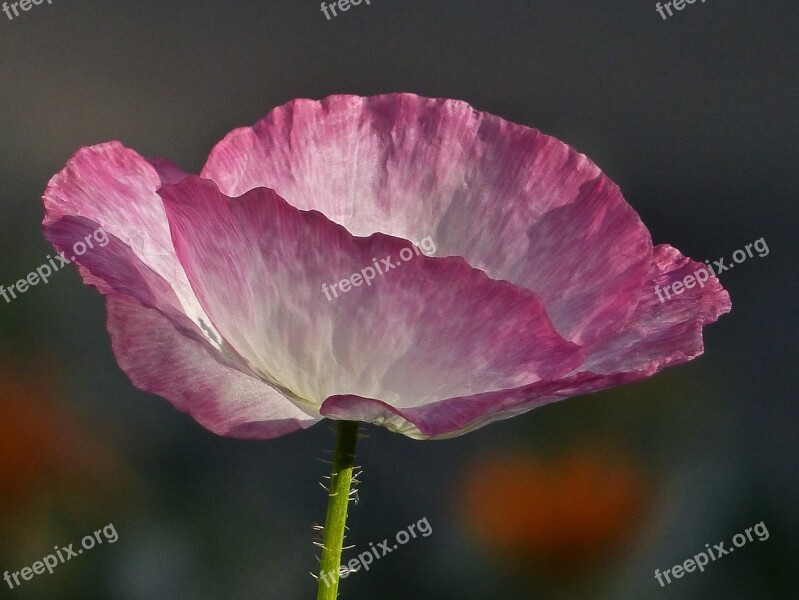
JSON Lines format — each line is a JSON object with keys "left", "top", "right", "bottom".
{"left": 316, "top": 420, "right": 359, "bottom": 600}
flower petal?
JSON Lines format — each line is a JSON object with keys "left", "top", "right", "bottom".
{"left": 159, "top": 177, "right": 584, "bottom": 409}
{"left": 320, "top": 374, "right": 602, "bottom": 439}
{"left": 107, "top": 296, "right": 319, "bottom": 439}
{"left": 580, "top": 244, "right": 732, "bottom": 374}
{"left": 201, "top": 94, "right": 651, "bottom": 346}
{"left": 43, "top": 141, "right": 220, "bottom": 346}
{"left": 322, "top": 244, "right": 730, "bottom": 438}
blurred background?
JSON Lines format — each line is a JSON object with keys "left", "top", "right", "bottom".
{"left": 0, "top": 1, "right": 797, "bottom": 598}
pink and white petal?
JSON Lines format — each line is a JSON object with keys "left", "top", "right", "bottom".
{"left": 320, "top": 373, "right": 608, "bottom": 439}
{"left": 43, "top": 142, "right": 219, "bottom": 346}
{"left": 45, "top": 215, "right": 201, "bottom": 337}
{"left": 159, "top": 177, "right": 583, "bottom": 409}
{"left": 148, "top": 157, "right": 191, "bottom": 185}
{"left": 107, "top": 296, "right": 319, "bottom": 439}
{"left": 201, "top": 93, "right": 651, "bottom": 345}
{"left": 492, "top": 176, "right": 651, "bottom": 345}
{"left": 323, "top": 244, "right": 731, "bottom": 439}
{"left": 580, "top": 243, "right": 731, "bottom": 374}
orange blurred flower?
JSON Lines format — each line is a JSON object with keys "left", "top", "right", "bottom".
{"left": 0, "top": 361, "right": 131, "bottom": 513}
{"left": 459, "top": 446, "right": 650, "bottom": 573}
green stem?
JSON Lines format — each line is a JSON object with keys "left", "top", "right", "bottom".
{"left": 316, "top": 420, "right": 359, "bottom": 600}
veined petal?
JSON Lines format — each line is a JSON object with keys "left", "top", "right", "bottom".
{"left": 159, "top": 177, "right": 584, "bottom": 409}
{"left": 42, "top": 141, "right": 221, "bottom": 347}
{"left": 580, "top": 244, "right": 731, "bottom": 374}
{"left": 107, "top": 296, "right": 319, "bottom": 439}
{"left": 319, "top": 374, "right": 600, "bottom": 439}
{"left": 201, "top": 94, "right": 652, "bottom": 346}
{"left": 322, "top": 244, "right": 730, "bottom": 439}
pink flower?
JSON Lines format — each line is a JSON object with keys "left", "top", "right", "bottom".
{"left": 42, "top": 94, "right": 730, "bottom": 440}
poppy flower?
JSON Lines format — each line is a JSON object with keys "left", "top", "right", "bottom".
{"left": 42, "top": 93, "right": 730, "bottom": 441}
